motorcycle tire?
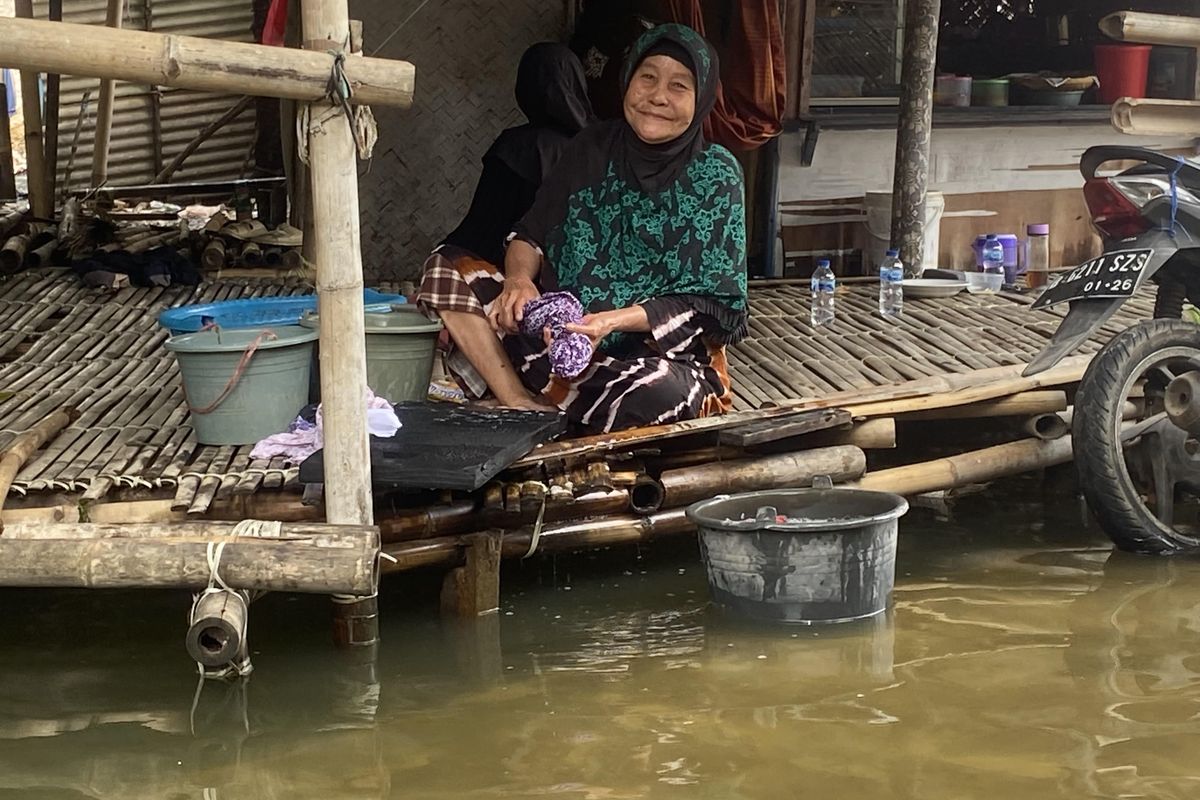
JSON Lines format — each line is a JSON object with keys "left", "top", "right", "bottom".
{"left": 1075, "top": 318, "right": 1200, "bottom": 554}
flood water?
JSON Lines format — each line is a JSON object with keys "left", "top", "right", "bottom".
{"left": 3, "top": 481, "right": 1200, "bottom": 799}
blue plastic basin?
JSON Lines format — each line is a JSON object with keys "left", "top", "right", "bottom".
{"left": 158, "top": 289, "right": 407, "bottom": 335}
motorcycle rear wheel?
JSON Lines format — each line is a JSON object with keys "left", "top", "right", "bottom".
{"left": 1075, "top": 319, "right": 1200, "bottom": 553}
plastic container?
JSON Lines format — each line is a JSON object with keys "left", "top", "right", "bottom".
{"left": 1025, "top": 88, "right": 1085, "bottom": 106}
{"left": 301, "top": 309, "right": 443, "bottom": 404}
{"left": 864, "top": 191, "right": 945, "bottom": 274}
{"left": 686, "top": 487, "right": 909, "bottom": 624}
{"left": 810, "top": 259, "right": 836, "bottom": 328}
{"left": 166, "top": 326, "right": 318, "bottom": 445}
{"left": 935, "top": 75, "right": 972, "bottom": 107}
{"left": 879, "top": 249, "right": 903, "bottom": 318}
{"left": 971, "top": 78, "right": 1009, "bottom": 106}
{"left": 158, "top": 289, "right": 407, "bottom": 335}
{"left": 1095, "top": 44, "right": 1152, "bottom": 104}
{"left": 965, "top": 271, "right": 1003, "bottom": 295}
{"left": 1025, "top": 223, "right": 1051, "bottom": 289}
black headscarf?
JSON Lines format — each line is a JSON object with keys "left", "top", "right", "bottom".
{"left": 615, "top": 29, "right": 719, "bottom": 193}
{"left": 487, "top": 43, "right": 595, "bottom": 186}
{"left": 513, "top": 24, "right": 747, "bottom": 344}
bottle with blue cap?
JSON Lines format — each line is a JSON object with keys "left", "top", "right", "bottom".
{"left": 810, "top": 258, "right": 836, "bottom": 327}
{"left": 879, "top": 248, "right": 904, "bottom": 318}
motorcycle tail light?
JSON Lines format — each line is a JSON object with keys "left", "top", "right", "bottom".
{"left": 1083, "top": 178, "right": 1153, "bottom": 239}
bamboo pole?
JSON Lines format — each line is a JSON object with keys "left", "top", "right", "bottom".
{"left": 13, "top": 0, "right": 50, "bottom": 219}
{"left": 1099, "top": 11, "right": 1200, "bottom": 48}
{"left": 658, "top": 445, "right": 866, "bottom": 509}
{"left": 1111, "top": 98, "right": 1200, "bottom": 136}
{"left": 302, "top": 0, "right": 372, "bottom": 527}
{"left": 0, "top": 524, "right": 380, "bottom": 593}
{"left": 302, "top": 0, "right": 376, "bottom": 648}
{"left": 91, "top": 0, "right": 128, "bottom": 188}
{"left": 381, "top": 509, "right": 694, "bottom": 574}
{"left": 889, "top": 0, "right": 940, "bottom": 269}
{"left": 853, "top": 436, "right": 1074, "bottom": 496}
{"left": 154, "top": 95, "right": 252, "bottom": 183}
{"left": 900, "top": 390, "right": 1067, "bottom": 421}
{"left": 0, "top": 17, "right": 416, "bottom": 108}
{"left": 0, "top": 409, "right": 73, "bottom": 529}
{"left": 43, "top": 0, "right": 63, "bottom": 204}
{"left": 0, "top": 234, "right": 30, "bottom": 272}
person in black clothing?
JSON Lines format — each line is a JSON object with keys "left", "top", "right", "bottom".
{"left": 436, "top": 42, "right": 595, "bottom": 266}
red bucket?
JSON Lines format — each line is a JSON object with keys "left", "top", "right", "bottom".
{"left": 1094, "top": 44, "right": 1152, "bottom": 104}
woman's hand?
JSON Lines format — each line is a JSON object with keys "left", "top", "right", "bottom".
{"left": 564, "top": 312, "right": 617, "bottom": 346}
{"left": 488, "top": 277, "right": 540, "bottom": 334}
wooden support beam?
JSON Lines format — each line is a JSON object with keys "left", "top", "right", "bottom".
{"left": 13, "top": 0, "right": 50, "bottom": 219}
{"left": 91, "top": 0, "right": 128, "bottom": 188}
{"left": 154, "top": 95, "right": 253, "bottom": 183}
{"left": 784, "top": 0, "right": 816, "bottom": 118}
{"left": 889, "top": 0, "right": 940, "bottom": 269}
{"left": 0, "top": 16, "right": 415, "bottom": 108}
{"left": 899, "top": 390, "right": 1068, "bottom": 421}
{"left": 440, "top": 533, "right": 502, "bottom": 618}
{"left": 0, "top": 409, "right": 73, "bottom": 527}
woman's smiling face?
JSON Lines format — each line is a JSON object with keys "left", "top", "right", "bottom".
{"left": 623, "top": 54, "right": 696, "bottom": 145}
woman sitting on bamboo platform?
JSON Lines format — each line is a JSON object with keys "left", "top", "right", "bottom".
{"left": 438, "top": 42, "right": 594, "bottom": 268}
{"left": 419, "top": 24, "right": 749, "bottom": 433}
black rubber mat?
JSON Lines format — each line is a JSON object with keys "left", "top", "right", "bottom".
{"left": 299, "top": 403, "right": 566, "bottom": 491}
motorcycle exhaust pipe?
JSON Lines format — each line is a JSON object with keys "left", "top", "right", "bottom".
{"left": 1165, "top": 372, "right": 1200, "bottom": 434}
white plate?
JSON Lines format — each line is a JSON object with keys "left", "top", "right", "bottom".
{"left": 902, "top": 278, "right": 967, "bottom": 299}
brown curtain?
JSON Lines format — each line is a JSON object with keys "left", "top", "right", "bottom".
{"left": 665, "top": 0, "right": 786, "bottom": 151}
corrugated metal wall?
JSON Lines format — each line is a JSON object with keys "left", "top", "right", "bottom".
{"left": 33, "top": 0, "right": 256, "bottom": 191}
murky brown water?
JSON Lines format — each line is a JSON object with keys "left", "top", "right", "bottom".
{"left": 3, "top": 483, "right": 1200, "bottom": 799}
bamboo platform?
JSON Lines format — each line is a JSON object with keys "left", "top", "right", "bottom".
{"left": 0, "top": 271, "right": 1153, "bottom": 523}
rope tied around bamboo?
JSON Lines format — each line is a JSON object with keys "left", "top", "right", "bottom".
{"left": 297, "top": 44, "right": 378, "bottom": 165}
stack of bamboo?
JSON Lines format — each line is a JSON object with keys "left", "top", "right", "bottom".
{"left": 376, "top": 356, "right": 1109, "bottom": 576}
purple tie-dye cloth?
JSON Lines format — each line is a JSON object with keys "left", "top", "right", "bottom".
{"left": 521, "top": 291, "right": 594, "bottom": 379}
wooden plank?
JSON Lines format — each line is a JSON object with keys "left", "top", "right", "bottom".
{"left": 719, "top": 408, "right": 851, "bottom": 447}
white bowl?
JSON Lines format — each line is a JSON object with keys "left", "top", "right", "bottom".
{"left": 901, "top": 278, "right": 967, "bottom": 299}
{"left": 964, "top": 272, "right": 1003, "bottom": 295}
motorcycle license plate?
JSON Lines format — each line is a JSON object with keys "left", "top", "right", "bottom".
{"left": 1031, "top": 249, "right": 1153, "bottom": 309}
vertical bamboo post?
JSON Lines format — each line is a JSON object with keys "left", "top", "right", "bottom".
{"left": 889, "top": 0, "right": 940, "bottom": 269}
{"left": 90, "top": 0, "right": 127, "bottom": 188}
{"left": 0, "top": 80, "right": 15, "bottom": 200}
{"left": 42, "top": 0, "right": 62, "bottom": 205}
{"left": 14, "top": 0, "right": 49, "bottom": 219}
{"left": 300, "top": 0, "right": 377, "bottom": 648}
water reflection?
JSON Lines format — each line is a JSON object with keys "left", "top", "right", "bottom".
{"left": 1, "top": 500, "right": 1200, "bottom": 798}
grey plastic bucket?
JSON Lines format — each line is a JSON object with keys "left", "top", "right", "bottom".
{"left": 686, "top": 487, "right": 909, "bottom": 625}
{"left": 302, "top": 308, "right": 443, "bottom": 404}
{"left": 166, "top": 326, "right": 318, "bottom": 446}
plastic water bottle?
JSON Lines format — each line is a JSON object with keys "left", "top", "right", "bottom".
{"left": 879, "top": 248, "right": 904, "bottom": 318}
{"left": 982, "top": 234, "right": 1005, "bottom": 279}
{"left": 811, "top": 259, "right": 835, "bottom": 327}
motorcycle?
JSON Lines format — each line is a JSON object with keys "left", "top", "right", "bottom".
{"left": 1025, "top": 145, "right": 1200, "bottom": 554}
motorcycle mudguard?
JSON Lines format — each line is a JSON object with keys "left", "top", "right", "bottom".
{"left": 1022, "top": 297, "right": 1127, "bottom": 376}
{"left": 1023, "top": 233, "right": 1180, "bottom": 377}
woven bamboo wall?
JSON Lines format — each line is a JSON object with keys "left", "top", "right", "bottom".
{"left": 352, "top": 0, "right": 567, "bottom": 283}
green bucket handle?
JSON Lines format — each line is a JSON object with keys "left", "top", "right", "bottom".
{"left": 186, "top": 327, "right": 280, "bottom": 416}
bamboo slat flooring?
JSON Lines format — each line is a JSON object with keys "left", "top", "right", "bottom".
{"left": 727, "top": 283, "right": 1154, "bottom": 411}
{"left": 0, "top": 272, "right": 1154, "bottom": 513}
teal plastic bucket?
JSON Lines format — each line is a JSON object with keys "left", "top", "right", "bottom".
{"left": 166, "top": 326, "right": 318, "bottom": 445}
{"left": 301, "top": 309, "right": 443, "bottom": 404}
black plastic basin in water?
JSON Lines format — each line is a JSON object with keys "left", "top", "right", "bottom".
{"left": 686, "top": 488, "right": 909, "bottom": 625}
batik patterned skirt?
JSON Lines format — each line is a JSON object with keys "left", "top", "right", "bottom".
{"left": 417, "top": 245, "right": 733, "bottom": 433}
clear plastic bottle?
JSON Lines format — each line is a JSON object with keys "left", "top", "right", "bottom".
{"left": 879, "top": 248, "right": 904, "bottom": 318}
{"left": 981, "top": 234, "right": 1005, "bottom": 293}
{"left": 811, "top": 258, "right": 836, "bottom": 327}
